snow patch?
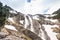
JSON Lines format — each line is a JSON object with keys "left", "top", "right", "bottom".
{"left": 19, "top": 20, "right": 24, "bottom": 24}
{"left": 4, "top": 25, "right": 17, "bottom": 31}
{"left": 8, "top": 17, "right": 15, "bottom": 23}
{"left": 50, "top": 19, "right": 58, "bottom": 23}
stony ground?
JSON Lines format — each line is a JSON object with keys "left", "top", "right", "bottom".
{"left": 0, "top": 35, "right": 27, "bottom": 40}
{"left": 0, "top": 28, "right": 32, "bottom": 40}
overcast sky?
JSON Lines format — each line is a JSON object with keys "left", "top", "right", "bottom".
{"left": 0, "top": 0, "right": 60, "bottom": 15}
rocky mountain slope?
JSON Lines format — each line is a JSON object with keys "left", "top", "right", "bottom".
{"left": 0, "top": 9, "right": 59, "bottom": 40}
{"left": 0, "top": 2, "right": 60, "bottom": 40}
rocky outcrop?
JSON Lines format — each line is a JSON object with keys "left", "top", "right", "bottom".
{"left": 0, "top": 28, "right": 32, "bottom": 40}
{"left": 52, "top": 26, "right": 60, "bottom": 40}
{"left": 2, "top": 17, "right": 42, "bottom": 40}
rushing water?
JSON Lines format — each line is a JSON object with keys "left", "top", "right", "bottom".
{"left": 43, "top": 25, "right": 58, "bottom": 40}
{"left": 24, "top": 14, "right": 58, "bottom": 40}
{"left": 24, "top": 15, "right": 34, "bottom": 32}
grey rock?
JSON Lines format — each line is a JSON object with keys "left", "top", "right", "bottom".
{"left": 0, "top": 32, "right": 6, "bottom": 39}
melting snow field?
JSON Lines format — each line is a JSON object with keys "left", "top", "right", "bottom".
{"left": 43, "top": 24, "right": 58, "bottom": 40}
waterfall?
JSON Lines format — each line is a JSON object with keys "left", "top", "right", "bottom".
{"left": 24, "top": 14, "right": 58, "bottom": 40}
{"left": 43, "top": 24, "right": 58, "bottom": 40}
{"left": 24, "top": 15, "right": 29, "bottom": 28}
{"left": 27, "top": 15, "right": 34, "bottom": 32}
{"left": 38, "top": 24, "right": 50, "bottom": 40}
{"left": 24, "top": 15, "right": 34, "bottom": 32}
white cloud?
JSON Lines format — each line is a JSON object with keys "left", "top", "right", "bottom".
{"left": 22, "top": 0, "right": 60, "bottom": 15}
{"left": 46, "top": 1, "right": 60, "bottom": 14}
{"left": 23, "top": 0, "right": 45, "bottom": 15}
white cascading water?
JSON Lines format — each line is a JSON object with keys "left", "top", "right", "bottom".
{"left": 33, "top": 15, "right": 47, "bottom": 40}
{"left": 24, "top": 15, "right": 47, "bottom": 40}
{"left": 43, "top": 24, "right": 58, "bottom": 40}
{"left": 24, "top": 14, "right": 58, "bottom": 40}
{"left": 24, "top": 15, "right": 29, "bottom": 28}
{"left": 27, "top": 15, "right": 34, "bottom": 32}
{"left": 24, "top": 15, "right": 34, "bottom": 32}
{"left": 38, "top": 25, "right": 46, "bottom": 40}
